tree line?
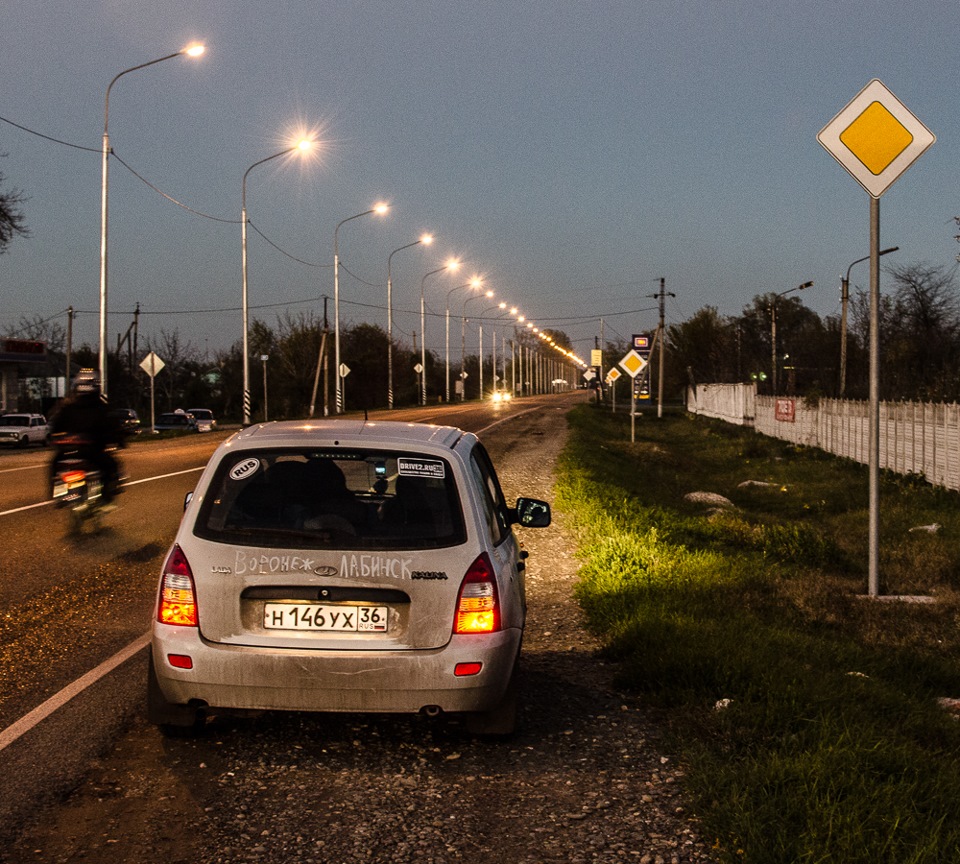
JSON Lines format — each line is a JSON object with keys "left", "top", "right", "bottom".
{"left": 645, "top": 261, "right": 960, "bottom": 404}
{"left": 6, "top": 310, "right": 574, "bottom": 421}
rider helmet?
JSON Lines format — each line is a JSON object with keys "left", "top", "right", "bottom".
{"left": 73, "top": 368, "right": 100, "bottom": 395}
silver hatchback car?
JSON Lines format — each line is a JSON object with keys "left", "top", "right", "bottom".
{"left": 148, "top": 419, "right": 550, "bottom": 736}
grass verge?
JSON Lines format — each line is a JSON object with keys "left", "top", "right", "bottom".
{"left": 557, "top": 405, "right": 960, "bottom": 863}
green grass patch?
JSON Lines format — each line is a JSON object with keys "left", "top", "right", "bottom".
{"left": 558, "top": 405, "right": 960, "bottom": 863}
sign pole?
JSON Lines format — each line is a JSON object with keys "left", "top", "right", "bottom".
{"left": 868, "top": 196, "right": 880, "bottom": 596}
{"left": 818, "top": 78, "right": 935, "bottom": 599}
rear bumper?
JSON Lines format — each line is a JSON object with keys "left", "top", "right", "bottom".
{"left": 151, "top": 624, "right": 521, "bottom": 715}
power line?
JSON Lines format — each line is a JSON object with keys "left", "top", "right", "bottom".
{"left": 0, "top": 114, "right": 98, "bottom": 153}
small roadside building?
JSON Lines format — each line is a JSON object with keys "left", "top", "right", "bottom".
{"left": 0, "top": 338, "right": 54, "bottom": 412}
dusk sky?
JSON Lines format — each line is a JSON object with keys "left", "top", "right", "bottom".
{"left": 2, "top": 1, "right": 957, "bottom": 365}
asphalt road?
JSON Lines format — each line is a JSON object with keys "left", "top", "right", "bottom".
{"left": 0, "top": 395, "right": 598, "bottom": 852}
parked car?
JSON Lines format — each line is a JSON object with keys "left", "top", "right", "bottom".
{"left": 108, "top": 408, "right": 142, "bottom": 436}
{"left": 186, "top": 408, "right": 216, "bottom": 432}
{"left": 153, "top": 410, "right": 198, "bottom": 433}
{"left": 0, "top": 413, "right": 50, "bottom": 447}
{"left": 148, "top": 419, "right": 551, "bottom": 737}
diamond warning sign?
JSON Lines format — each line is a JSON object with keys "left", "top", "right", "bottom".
{"left": 818, "top": 79, "right": 934, "bottom": 198}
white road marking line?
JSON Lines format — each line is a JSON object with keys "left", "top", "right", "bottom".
{"left": 0, "top": 466, "right": 204, "bottom": 518}
{"left": 0, "top": 633, "right": 150, "bottom": 753}
{"left": 0, "top": 463, "right": 47, "bottom": 474}
{"left": 476, "top": 405, "right": 543, "bottom": 434}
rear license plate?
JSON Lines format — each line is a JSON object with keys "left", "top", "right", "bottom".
{"left": 263, "top": 603, "right": 388, "bottom": 632}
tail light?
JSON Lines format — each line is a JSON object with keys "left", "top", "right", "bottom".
{"left": 454, "top": 553, "right": 500, "bottom": 634}
{"left": 61, "top": 469, "right": 86, "bottom": 486}
{"left": 157, "top": 545, "right": 198, "bottom": 627}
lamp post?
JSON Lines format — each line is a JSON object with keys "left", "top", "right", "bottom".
{"left": 479, "top": 302, "right": 507, "bottom": 400}
{"left": 240, "top": 139, "right": 313, "bottom": 425}
{"left": 446, "top": 277, "right": 482, "bottom": 402}
{"left": 387, "top": 235, "right": 433, "bottom": 409}
{"left": 99, "top": 42, "right": 205, "bottom": 399}
{"left": 333, "top": 203, "right": 389, "bottom": 414}
{"left": 419, "top": 258, "right": 460, "bottom": 405}
{"left": 462, "top": 290, "right": 494, "bottom": 401}
{"left": 770, "top": 281, "right": 813, "bottom": 395}
{"left": 840, "top": 246, "right": 898, "bottom": 397}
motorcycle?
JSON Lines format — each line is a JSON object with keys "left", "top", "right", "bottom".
{"left": 51, "top": 435, "right": 115, "bottom": 533}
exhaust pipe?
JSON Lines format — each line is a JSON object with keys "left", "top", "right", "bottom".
{"left": 420, "top": 705, "right": 443, "bottom": 717}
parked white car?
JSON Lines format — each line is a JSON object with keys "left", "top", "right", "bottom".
{"left": 186, "top": 408, "right": 217, "bottom": 432}
{"left": 0, "top": 413, "right": 50, "bottom": 447}
{"left": 148, "top": 419, "right": 551, "bottom": 737}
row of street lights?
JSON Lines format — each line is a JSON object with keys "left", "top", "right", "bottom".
{"left": 96, "top": 43, "right": 585, "bottom": 414}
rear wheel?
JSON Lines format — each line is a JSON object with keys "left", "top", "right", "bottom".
{"left": 67, "top": 506, "right": 84, "bottom": 536}
{"left": 147, "top": 653, "right": 205, "bottom": 737}
{"left": 464, "top": 665, "right": 518, "bottom": 737}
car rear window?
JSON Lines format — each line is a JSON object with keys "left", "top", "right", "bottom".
{"left": 194, "top": 448, "right": 466, "bottom": 550}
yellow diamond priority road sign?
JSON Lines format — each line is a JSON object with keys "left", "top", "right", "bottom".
{"left": 818, "top": 79, "right": 934, "bottom": 198}
{"left": 619, "top": 350, "right": 647, "bottom": 378}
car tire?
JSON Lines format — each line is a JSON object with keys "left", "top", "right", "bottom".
{"left": 18, "top": 435, "right": 28, "bottom": 448}
{"left": 147, "top": 653, "right": 205, "bottom": 737}
{"left": 464, "top": 662, "right": 519, "bottom": 737}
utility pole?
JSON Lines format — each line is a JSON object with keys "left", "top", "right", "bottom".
{"left": 649, "top": 278, "right": 674, "bottom": 418}
{"left": 599, "top": 317, "right": 605, "bottom": 384}
{"left": 308, "top": 297, "right": 329, "bottom": 418}
{"left": 322, "top": 297, "right": 330, "bottom": 416}
{"left": 65, "top": 307, "right": 73, "bottom": 396}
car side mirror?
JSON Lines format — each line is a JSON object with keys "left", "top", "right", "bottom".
{"left": 512, "top": 497, "right": 551, "bottom": 528}
{"left": 184, "top": 491, "right": 193, "bottom": 511}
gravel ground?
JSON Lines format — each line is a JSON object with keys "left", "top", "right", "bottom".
{"left": 8, "top": 404, "right": 716, "bottom": 864}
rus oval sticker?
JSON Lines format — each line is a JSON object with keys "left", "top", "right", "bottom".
{"left": 229, "top": 458, "right": 261, "bottom": 481}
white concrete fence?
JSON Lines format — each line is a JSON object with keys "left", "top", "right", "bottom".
{"left": 687, "top": 383, "right": 960, "bottom": 491}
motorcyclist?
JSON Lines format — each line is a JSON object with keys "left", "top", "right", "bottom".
{"left": 50, "top": 369, "right": 123, "bottom": 504}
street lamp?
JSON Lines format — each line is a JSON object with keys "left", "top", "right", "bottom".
{"left": 420, "top": 258, "right": 460, "bottom": 405}
{"left": 333, "top": 203, "right": 389, "bottom": 414}
{"left": 446, "top": 277, "right": 482, "bottom": 402}
{"left": 479, "top": 301, "right": 507, "bottom": 400}
{"left": 840, "top": 246, "right": 898, "bottom": 397}
{"left": 770, "top": 281, "right": 813, "bottom": 395}
{"left": 387, "top": 234, "right": 433, "bottom": 409}
{"left": 462, "top": 289, "right": 494, "bottom": 401}
{"left": 99, "top": 42, "right": 205, "bottom": 399}
{"left": 240, "top": 138, "right": 313, "bottom": 425}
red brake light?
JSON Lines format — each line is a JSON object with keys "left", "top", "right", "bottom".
{"left": 454, "top": 553, "right": 500, "bottom": 634}
{"left": 158, "top": 545, "right": 198, "bottom": 627}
